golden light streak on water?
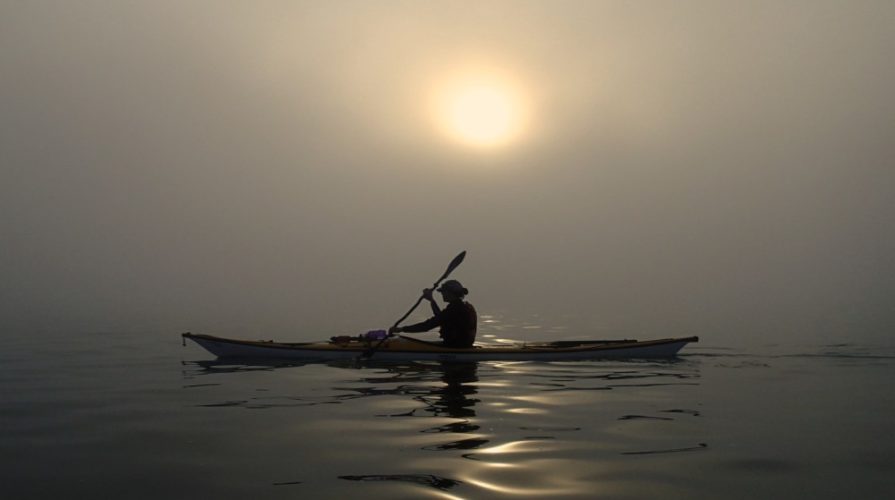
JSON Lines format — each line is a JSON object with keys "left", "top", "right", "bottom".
{"left": 506, "top": 407, "right": 548, "bottom": 414}
{"left": 429, "top": 491, "right": 466, "bottom": 500}
{"left": 473, "top": 440, "right": 547, "bottom": 455}
{"left": 458, "top": 476, "right": 579, "bottom": 497}
{"left": 471, "top": 381, "right": 513, "bottom": 388}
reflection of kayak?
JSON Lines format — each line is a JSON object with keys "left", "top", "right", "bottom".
{"left": 182, "top": 332, "right": 698, "bottom": 361}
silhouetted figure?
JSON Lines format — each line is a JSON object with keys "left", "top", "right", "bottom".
{"left": 390, "top": 280, "right": 477, "bottom": 348}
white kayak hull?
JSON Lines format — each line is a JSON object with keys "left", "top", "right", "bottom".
{"left": 182, "top": 333, "right": 698, "bottom": 362}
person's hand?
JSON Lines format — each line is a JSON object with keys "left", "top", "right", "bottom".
{"left": 422, "top": 288, "right": 435, "bottom": 301}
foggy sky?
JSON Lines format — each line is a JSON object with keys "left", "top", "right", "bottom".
{"left": 2, "top": 1, "right": 893, "bottom": 345}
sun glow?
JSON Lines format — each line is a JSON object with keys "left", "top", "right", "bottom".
{"left": 431, "top": 70, "right": 529, "bottom": 149}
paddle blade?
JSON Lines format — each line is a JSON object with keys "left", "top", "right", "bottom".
{"left": 437, "top": 251, "right": 466, "bottom": 284}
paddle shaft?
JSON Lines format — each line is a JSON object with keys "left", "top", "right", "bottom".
{"left": 362, "top": 251, "right": 466, "bottom": 359}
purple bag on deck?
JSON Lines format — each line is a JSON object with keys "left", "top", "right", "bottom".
{"left": 363, "top": 329, "right": 388, "bottom": 341}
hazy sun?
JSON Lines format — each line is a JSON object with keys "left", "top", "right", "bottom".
{"left": 431, "top": 71, "right": 529, "bottom": 149}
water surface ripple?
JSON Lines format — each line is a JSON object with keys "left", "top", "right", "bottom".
{"left": 180, "top": 357, "right": 708, "bottom": 498}
{"left": 2, "top": 333, "right": 894, "bottom": 498}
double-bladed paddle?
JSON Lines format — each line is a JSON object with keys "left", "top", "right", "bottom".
{"left": 360, "top": 251, "right": 467, "bottom": 360}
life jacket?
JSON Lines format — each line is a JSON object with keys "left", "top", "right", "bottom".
{"left": 439, "top": 301, "right": 477, "bottom": 348}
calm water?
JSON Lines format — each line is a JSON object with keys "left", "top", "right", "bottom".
{"left": 2, "top": 330, "right": 894, "bottom": 499}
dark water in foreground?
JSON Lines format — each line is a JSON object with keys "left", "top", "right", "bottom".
{"left": 2, "top": 331, "right": 894, "bottom": 499}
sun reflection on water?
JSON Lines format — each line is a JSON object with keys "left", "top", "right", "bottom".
{"left": 470, "top": 439, "right": 551, "bottom": 455}
{"left": 505, "top": 407, "right": 548, "bottom": 414}
{"left": 457, "top": 458, "right": 603, "bottom": 497}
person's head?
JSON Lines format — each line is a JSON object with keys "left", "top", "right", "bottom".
{"left": 437, "top": 280, "right": 468, "bottom": 302}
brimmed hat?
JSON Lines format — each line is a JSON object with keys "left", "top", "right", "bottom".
{"left": 437, "top": 279, "right": 468, "bottom": 296}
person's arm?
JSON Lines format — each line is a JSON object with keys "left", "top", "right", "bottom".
{"left": 390, "top": 289, "right": 442, "bottom": 334}
{"left": 425, "top": 288, "right": 442, "bottom": 316}
{"left": 397, "top": 314, "right": 442, "bottom": 333}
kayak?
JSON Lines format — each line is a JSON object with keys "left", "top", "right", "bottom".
{"left": 182, "top": 332, "right": 699, "bottom": 362}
